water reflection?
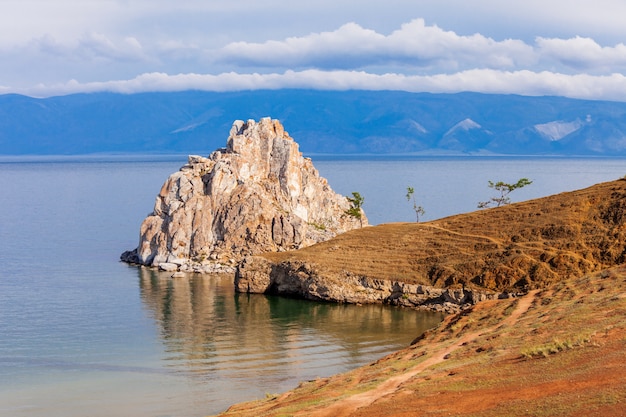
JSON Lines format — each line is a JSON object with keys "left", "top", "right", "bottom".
{"left": 138, "top": 268, "right": 442, "bottom": 389}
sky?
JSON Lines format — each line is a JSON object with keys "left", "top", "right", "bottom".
{"left": 3, "top": 0, "right": 626, "bottom": 100}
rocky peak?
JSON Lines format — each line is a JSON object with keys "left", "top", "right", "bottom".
{"left": 121, "top": 117, "right": 367, "bottom": 273}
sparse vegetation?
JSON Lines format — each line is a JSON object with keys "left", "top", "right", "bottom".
{"left": 308, "top": 221, "right": 327, "bottom": 231}
{"left": 521, "top": 335, "right": 592, "bottom": 358}
{"left": 478, "top": 177, "right": 533, "bottom": 208}
{"left": 345, "top": 191, "right": 365, "bottom": 227}
{"left": 406, "top": 186, "right": 425, "bottom": 222}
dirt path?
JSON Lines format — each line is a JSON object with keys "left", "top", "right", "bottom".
{"left": 301, "top": 291, "right": 539, "bottom": 417}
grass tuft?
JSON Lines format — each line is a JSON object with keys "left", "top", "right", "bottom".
{"left": 521, "top": 335, "right": 592, "bottom": 358}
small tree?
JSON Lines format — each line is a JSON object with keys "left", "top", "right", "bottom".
{"left": 478, "top": 178, "right": 533, "bottom": 209}
{"left": 406, "top": 186, "right": 425, "bottom": 222}
{"left": 345, "top": 191, "right": 364, "bottom": 227}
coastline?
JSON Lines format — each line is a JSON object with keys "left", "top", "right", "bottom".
{"left": 213, "top": 266, "right": 626, "bottom": 416}
{"left": 207, "top": 179, "right": 626, "bottom": 415}
{"left": 235, "top": 255, "right": 520, "bottom": 314}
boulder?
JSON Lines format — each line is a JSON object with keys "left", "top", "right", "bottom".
{"left": 158, "top": 263, "right": 179, "bottom": 272}
{"left": 121, "top": 118, "right": 366, "bottom": 272}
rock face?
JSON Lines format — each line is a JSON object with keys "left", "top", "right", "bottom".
{"left": 235, "top": 257, "right": 506, "bottom": 313}
{"left": 121, "top": 118, "right": 366, "bottom": 273}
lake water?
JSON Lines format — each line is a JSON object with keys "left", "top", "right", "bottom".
{"left": 1, "top": 155, "right": 625, "bottom": 417}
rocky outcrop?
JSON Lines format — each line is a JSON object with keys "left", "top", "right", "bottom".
{"left": 235, "top": 257, "right": 510, "bottom": 313}
{"left": 121, "top": 118, "right": 366, "bottom": 273}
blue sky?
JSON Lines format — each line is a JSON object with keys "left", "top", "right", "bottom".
{"left": 3, "top": 0, "right": 626, "bottom": 99}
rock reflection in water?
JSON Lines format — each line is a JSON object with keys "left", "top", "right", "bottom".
{"left": 138, "top": 268, "right": 442, "bottom": 390}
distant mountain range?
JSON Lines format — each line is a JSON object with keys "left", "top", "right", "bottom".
{"left": 2, "top": 90, "right": 626, "bottom": 156}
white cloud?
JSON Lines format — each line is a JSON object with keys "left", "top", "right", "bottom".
{"left": 217, "top": 19, "right": 536, "bottom": 71}
{"left": 0, "top": 1, "right": 120, "bottom": 45}
{"left": 537, "top": 36, "right": 626, "bottom": 72}
{"left": 213, "top": 19, "right": 626, "bottom": 76}
{"left": 3, "top": 3, "right": 626, "bottom": 101}
{"left": 32, "top": 33, "right": 149, "bottom": 63}
{"left": 76, "top": 33, "right": 148, "bottom": 62}
{"left": 14, "top": 70, "right": 626, "bottom": 102}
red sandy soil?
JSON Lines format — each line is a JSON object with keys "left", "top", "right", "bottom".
{"left": 216, "top": 268, "right": 626, "bottom": 416}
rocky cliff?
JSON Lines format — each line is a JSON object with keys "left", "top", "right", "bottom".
{"left": 121, "top": 118, "right": 366, "bottom": 273}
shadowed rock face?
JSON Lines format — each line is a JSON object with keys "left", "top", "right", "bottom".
{"left": 121, "top": 118, "right": 366, "bottom": 273}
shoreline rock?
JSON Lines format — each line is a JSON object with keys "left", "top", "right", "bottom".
{"left": 120, "top": 249, "right": 237, "bottom": 274}
{"left": 235, "top": 256, "right": 518, "bottom": 313}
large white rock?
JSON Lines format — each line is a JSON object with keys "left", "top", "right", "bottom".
{"left": 121, "top": 118, "right": 366, "bottom": 272}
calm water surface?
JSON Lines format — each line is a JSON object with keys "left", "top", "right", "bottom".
{"left": 1, "top": 155, "right": 625, "bottom": 416}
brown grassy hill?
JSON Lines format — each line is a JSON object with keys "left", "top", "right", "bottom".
{"left": 258, "top": 179, "right": 626, "bottom": 293}
{"left": 216, "top": 265, "right": 626, "bottom": 417}
{"left": 215, "top": 180, "right": 626, "bottom": 416}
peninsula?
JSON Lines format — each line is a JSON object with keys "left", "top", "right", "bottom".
{"left": 237, "top": 179, "right": 626, "bottom": 312}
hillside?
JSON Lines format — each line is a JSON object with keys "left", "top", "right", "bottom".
{"left": 235, "top": 179, "right": 626, "bottom": 310}
{"left": 216, "top": 180, "right": 626, "bottom": 416}
{"left": 3, "top": 90, "right": 626, "bottom": 155}
{"left": 216, "top": 265, "right": 626, "bottom": 416}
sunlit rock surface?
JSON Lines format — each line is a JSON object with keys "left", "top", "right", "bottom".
{"left": 121, "top": 118, "right": 366, "bottom": 273}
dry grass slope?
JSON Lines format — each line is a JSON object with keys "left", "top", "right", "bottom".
{"left": 263, "top": 179, "right": 626, "bottom": 292}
